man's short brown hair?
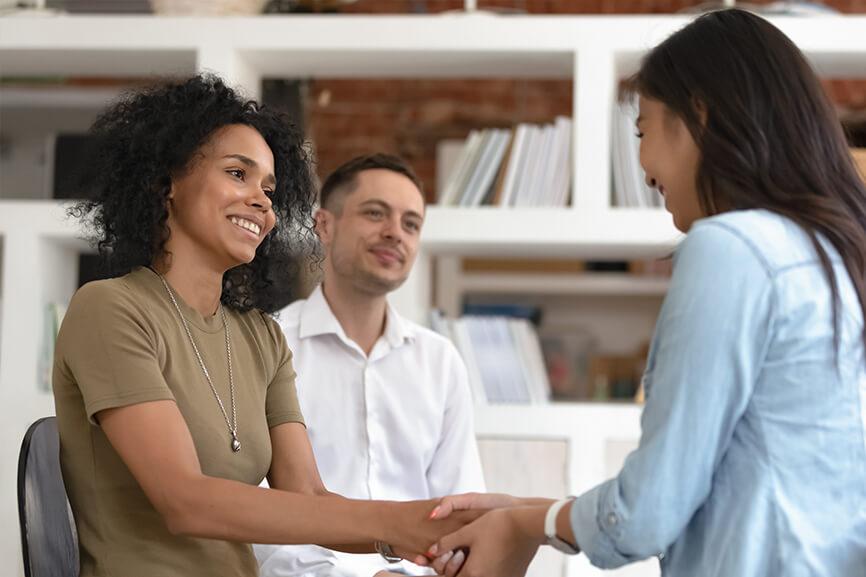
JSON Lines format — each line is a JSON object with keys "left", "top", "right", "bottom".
{"left": 319, "top": 153, "right": 424, "bottom": 213}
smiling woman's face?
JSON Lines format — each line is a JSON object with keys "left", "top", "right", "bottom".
{"left": 637, "top": 96, "right": 706, "bottom": 232}
{"left": 166, "top": 123, "right": 277, "bottom": 270}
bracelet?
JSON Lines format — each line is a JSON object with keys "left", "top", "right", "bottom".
{"left": 374, "top": 540, "right": 402, "bottom": 563}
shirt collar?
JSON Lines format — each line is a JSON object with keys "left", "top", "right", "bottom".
{"left": 383, "top": 299, "right": 415, "bottom": 348}
{"left": 298, "top": 285, "right": 345, "bottom": 340}
{"left": 299, "top": 285, "right": 415, "bottom": 350}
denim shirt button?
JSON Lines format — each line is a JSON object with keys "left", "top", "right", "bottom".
{"left": 607, "top": 513, "right": 618, "bottom": 526}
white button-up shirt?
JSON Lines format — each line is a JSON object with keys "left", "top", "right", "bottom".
{"left": 255, "top": 286, "right": 485, "bottom": 577}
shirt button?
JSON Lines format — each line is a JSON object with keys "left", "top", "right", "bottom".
{"left": 607, "top": 513, "right": 618, "bottom": 526}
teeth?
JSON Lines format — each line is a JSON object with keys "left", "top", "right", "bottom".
{"left": 230, "top": 216, "right": 261, "bottom": 236}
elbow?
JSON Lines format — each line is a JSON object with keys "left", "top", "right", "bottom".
{"left": 162, "top": 512, "right": 206, "bottom": 537}
{"left": 614, "top": 524, "right": 676, "bottom": 562}
{"left": 154, "top": 484, "right": 211, "bottom": 538}
{"left": 160, "top": 499, "right": 200, "bottom": 537}
{"left": 164, "top": 512, "right": 194, "bottom": 537}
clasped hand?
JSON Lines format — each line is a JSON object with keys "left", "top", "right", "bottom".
{"left": 411, "top": 493, "right": 546, "bottom": 577}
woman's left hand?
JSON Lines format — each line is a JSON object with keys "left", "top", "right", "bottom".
{"left": 428, "top": 507, "right": 547, "bottom": 577}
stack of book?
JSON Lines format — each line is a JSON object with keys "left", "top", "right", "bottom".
{"left": 438, "top": 117, "right": 573, "bottom": 208}
{"left": 431, "top": 311, "right": 551, "bottom": 405}
{"left": 611, "top": 97, "right": 662, "bottom": 208}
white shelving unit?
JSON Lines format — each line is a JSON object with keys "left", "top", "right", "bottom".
{"left": 456, "top": 272, "right": 669, "bottom": 297}
{"left": 475, "top": 402, "right": 658, "bottom": 577}
{"left": 2, "top": 12, "right": 866, "bottom": 577}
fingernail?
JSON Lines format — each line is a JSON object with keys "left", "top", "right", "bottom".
{"left": 428, "top": 544, "right": 439, "bottom": 556}
{"left": 440, "top": 551, "right": 454, "bottom": 563}
{"left": 429, "top": 506, "right": 441, "bottom": 519}
{"left": 451, "top": 550, "right": 465, "bottom": 565}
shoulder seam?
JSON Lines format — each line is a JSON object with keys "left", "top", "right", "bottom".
{"left": 697, "top": 220, "right": 774, "bottom": 278}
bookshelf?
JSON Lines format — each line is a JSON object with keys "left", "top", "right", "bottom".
{"left": 2, "top": 12, "right": 866, "bottom": 577}
{"left": 456, "top": 272, "right": 669, "bottom": 297}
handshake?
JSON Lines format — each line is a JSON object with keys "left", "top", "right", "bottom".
{"left": 379, "top": 493, "right": 574, "bottom": 577}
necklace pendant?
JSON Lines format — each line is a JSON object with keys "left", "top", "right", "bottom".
{"left": 231, "top": 434, "right": 241, "bottom": 453}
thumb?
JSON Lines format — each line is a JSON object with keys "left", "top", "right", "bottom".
{"left": 431, "top": 493, "right": 478, "bottom": 520}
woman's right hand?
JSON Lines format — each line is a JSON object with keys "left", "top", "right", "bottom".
{"left": 429, "top": 492, "right": 522, "bottom": 521}
{"left": 428, "top": 507, "right": 546, "bottom": 577}
{"left": 383, "top": 499, "right": 485, "bottom": 565}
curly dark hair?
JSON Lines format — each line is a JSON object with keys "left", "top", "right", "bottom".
{"left": 70, "top": 74, "right": 316, "bottom": 313}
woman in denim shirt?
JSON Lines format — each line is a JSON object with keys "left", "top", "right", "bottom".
{"left": 423, "top": 9, "right": 866, "bottom": 577}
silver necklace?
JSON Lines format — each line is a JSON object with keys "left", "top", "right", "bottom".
{"left": 158, "top": 275, "right": 241, "bottom": 453}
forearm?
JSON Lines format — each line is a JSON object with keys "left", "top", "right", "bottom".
{"left": 168, "top": 475, "right": 388, "bottom": 548}
{"left": 506, "top": 502, "right": 579, "bottom": 551}
{"left": 516, "top": 497, "right": 557, "bottom": 508}
{"left": 276, "top": 488, "right": 376, "bottom": 553}
{"left": 510, "top": 506, "right": 548, "bottom": 545}
{"left": 326, "top": 543, "right": 376, "bottom": 554}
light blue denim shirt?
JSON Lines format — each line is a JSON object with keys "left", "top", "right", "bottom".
{"left": 571, "top": 209, "right": 866, "bottom": 576}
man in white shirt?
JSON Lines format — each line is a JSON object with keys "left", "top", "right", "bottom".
{"left": 255, "top": 154, "right": 485, "bottom": 577}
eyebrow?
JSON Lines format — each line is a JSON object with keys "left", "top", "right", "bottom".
{"left": 359, "top": 198, "right": 424, "bottom": 221}
{"left": 223, "top": 154, "right": 276, "bottom": 187}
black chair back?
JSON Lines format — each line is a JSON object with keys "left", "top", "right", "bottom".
{"left": 17, "top": 417, "right": 79, "bottom": 577}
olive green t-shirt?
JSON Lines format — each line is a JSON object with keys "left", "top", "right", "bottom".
{"left": 53, "top": 267, "right": 304, "bottom": 577}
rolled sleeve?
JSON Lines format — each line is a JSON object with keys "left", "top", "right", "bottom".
{"left": 569, "top": 220, "right": 775, "bottom": 568}
{"left": 571, "top": 481, "right": 634, "bottom": 568}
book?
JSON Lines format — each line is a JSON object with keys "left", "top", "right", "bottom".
{"left": 530, "top": 123, "right": 556, "bottom": 207}
{"left": 499, "top": 123, "right": 531, "bottom": 207}
{"left": 436, "top": 118, "right": 574, "bottom": 208}
{"left": 514, "top": 125, "right": 542, "bottom": 206}
{"left": 510, "top": 318, "right": 552, "bottom": 404}
{"left": 462, "top": 303, "right": 542, "bottom": 325}
{"left": 612, "top": 96, "right": 660, "bottom": 208}
{"left": 550, "top": 116, "right": 573, "bottom": 206}
{"left": 434, "top": 311, "right": 552, "bottom": 405}
{"left": 449, "top": 318, "right": 488, "bottom": 404}
{"left": 461, "top": 129, "right": 512, "bottom": 207}
{"left": 454, "top": 130, "right": 494, "bottom": 205}
{"left": 439, "top": 130, "right": 482, "bottom": 206}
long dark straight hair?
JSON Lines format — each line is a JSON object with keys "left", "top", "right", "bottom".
{"left": 631, "top": 8, "right": 866, "bottom": 356}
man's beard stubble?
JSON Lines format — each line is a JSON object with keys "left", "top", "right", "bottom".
{"left": 332, "top": 252, "right": 408, "bottom": 296}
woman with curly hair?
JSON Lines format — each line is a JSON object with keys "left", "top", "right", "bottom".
{"left": 53, "top": 74, "right": 469, "bottom": 577}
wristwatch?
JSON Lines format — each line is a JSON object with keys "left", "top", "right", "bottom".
{"left": 374, "top": 540, "right": 402, "bottom": 563}
{"left": 544, "top": 498, "right": 580, "bottom": 555}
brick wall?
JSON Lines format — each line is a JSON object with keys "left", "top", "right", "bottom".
{"left": 308, "top": 78, "right": 573, "bottom": 196}
{"left": 304, "top": 0, "right": 866, "bottom": 197}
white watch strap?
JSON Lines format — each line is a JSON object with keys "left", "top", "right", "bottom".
{"left": 544, "top": 498, "right": 573, "bottom": 539}
{"left": 544, "top": 498, "right": 579, "bottom": 554}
